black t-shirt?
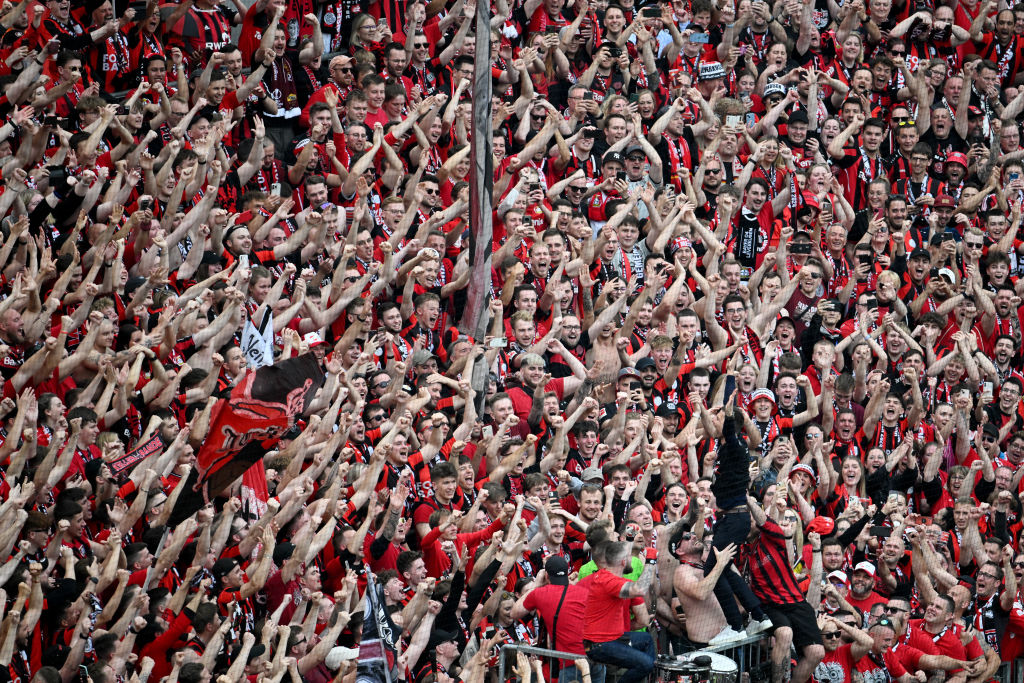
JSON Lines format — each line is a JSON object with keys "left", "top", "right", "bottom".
{"left": 920, "top": 128, "right": 968, "bottom": 177}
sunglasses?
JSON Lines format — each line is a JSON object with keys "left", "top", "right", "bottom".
{"left": 1013, "top": 562, "right": 1024, "bottom": 569}
{"left": 822, "top": 631, "right": 842, "bottom": 639}
{"left": 421, "top": 188, "right": 439, "bottom": 195}
{"left": 884, "top": 606, "right": 908, "bottom": 614}
{"left": 706, "top": 167, "right": 722, "bottom": 174}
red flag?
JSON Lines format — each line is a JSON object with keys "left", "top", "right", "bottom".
{"left": 169, "top": 354, "right": 324, "bottom": 525}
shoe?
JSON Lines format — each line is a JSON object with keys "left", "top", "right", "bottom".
{"left": 746, "top": 617, "right": 773, "bottom": 635}
{"left": 709, "top": 626, "right": 747, "bottom": 646}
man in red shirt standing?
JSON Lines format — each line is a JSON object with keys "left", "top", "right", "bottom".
{"left": 513, "top": 556, "right": 606, "bottom": 683}
{"left": 581, "top": 541, "right": 655, "bottom": 683}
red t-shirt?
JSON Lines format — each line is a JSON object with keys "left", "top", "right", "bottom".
{"left": 581, "top": 569, "right": 631, "bottom": 643}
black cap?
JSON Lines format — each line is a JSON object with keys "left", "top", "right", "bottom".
{"left": 636, "top": 357, "right": 657, "bottom": 371}
{"left": 787, "top": 109, "right": 809, "bottom": 125}
{"left": 982, "top": 422, "right": 1000, "bottom": 438}
{"left": 273, "top": 542, "right": 295, "bottom": 566}
{"left": 212, "top": 557, "right": 239, "bottom": 580}
{"left": 909, "top": 247, "right": 931, "bottom": 261}
{"left": 544, "top": 556, "right": 570, "bottom": 585}
{"left": 428, "top": 629, "right": 460, "bottom": 650}
{"left": 602, "top": 151, "right": 625, "bottom": 167}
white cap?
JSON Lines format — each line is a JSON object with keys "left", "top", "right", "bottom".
{"left": 325, "top": 646, "right": 360, "bottom": 669}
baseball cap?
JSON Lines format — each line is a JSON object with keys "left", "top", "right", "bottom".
{"left": 624, "top": 144, "right": 645, "bottom": 158}
{"left": 933, "top": 194, "right": 957, "bottom": 208}
{"left": 909, "top": 247, "right": 931, "bottom": 261}
{"left": 945, "top": 153, "right": 969, "bottom": 169}
{"left": 763, "top": 82, "right": 787, "bottom": 98}
{"left": 636, "top": 357, "right": 657, "bottom": 371}
{"left": 806, "top": 516, "right": 835, "bottom": 536}
{"left": 618, "top": 366, "right": 641, "bottom": 380}
{"left": 827, "top": 570, "right": 849, "bottom": 585}
{"left": 581, "top": 467, "right": 603, "bottom": 482}
{"left": 602, "top": 151, "right": 625, "bottom": 167}
{"left": 937, "top": 267, "right": 957, "bottom": 283}
{"left": 967, "top": 106, "right": 985, "bottom": 117}
{"left": 854, "top": 560, "right": 876, "bottom": 576}
{"left": 545, "top": 556, "right": 570, "bottom": 585}
{"left": 411, "top": 350, "right": 439, "bottom": 366}
{"left": 302, "top": 332, "right": 327, "bottom": 348}
{"left": 325, "top": 646, "right": 360, "bottom": 669}
{"left": 787, "top": 109, "right": 809, "bottom": 125}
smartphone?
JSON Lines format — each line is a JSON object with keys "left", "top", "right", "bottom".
{"left": 617, "top": 170, "right": 627, "bottom": 182}
{"left": 239, "top": 254, "right": 249, "bottom": 268}
{"left": 1011, "top": 172, "right": 1021, "bottom": 182}
{"left": 745, "top": 112, "right": 757, "bottom": 127}
{"left": 544, "top": 24, "right": 561, "bottom": 34}
{"left": 689, "top": 32, "right": 709, "bottom": 43}
{"left": 582, "top": 127, "right": 597, "bottom": 138}
{"left": 870, "top": 526, "right": 892, "bottom": 538}
{"left": 642, "top": 6, "right": 660, "bottom": 17}
{"left": 739, "top": 45, "right": 748, "bottom": 55}
{"left": 138, "top": 197, "right": 153, "bottom": 211}
{"left": 791, "top": 242, "right": 812, "bottom": 255}
{"left": 723, "top": 374, "right": 737, "bottom": 404}
{"left": 821, "top": 200, "right": 832, "bottom": 212}
{"left": 858, "top": 254, "right": 873, "bottom": 265}
{"left": 984, "top": 381, "right": 994, "bottom": 393}
{"left": 931, "top": 24, "right": 952, "bottom": 41}
{"left": 42, "top": 115, "right": 64, "bottom": 126}
{"left": 582, "top": 91, "right": 594, "bottom": 101}
{"left": 489, "top": 337, "right": 507, "bottom": 348}
{"left": 726, "top": 114, "right": 742, "bottom": 127}
{"left": 482, "top": 425, "right": 494, "bottom": 439}
{"left": 608, "top": 46, "right": 622, "bottom": 57}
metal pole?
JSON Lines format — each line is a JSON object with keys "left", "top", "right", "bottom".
{"left": 459, "top": 0, "right": 494, "bottom": 415}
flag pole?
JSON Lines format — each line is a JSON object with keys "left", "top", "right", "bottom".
{"left": 459, "top": 0, "right": 493, "bottom": 416}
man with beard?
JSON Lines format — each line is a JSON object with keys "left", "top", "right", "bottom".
{"left": 988, "top": 335, "right": 1024, "bottom": 390}
{"left": 980, "top": 291, "right": 1022, "bottom": 348}
{"left": 670, "top": 528, "right": 736, "bottom": 649}
{"left": 813, "top": 614, "right": 872, "bottom": 683}
{"left": 966, "top": 557, "right": 1015, "bottom": 655}
{"left": 635, "top": 358, "right": 659, "bottom": 404}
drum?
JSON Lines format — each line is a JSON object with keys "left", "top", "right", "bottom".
{"left": 655, "top": 656, "right": 694, "bottom": 683}
{"left": 680, "top": 651, "right": 738, "bottom": 683}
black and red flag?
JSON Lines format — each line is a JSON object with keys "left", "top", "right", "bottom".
{"left": 169, "top": 353, "right": 324, "bottom": 525}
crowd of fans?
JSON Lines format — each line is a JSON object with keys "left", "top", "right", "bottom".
{"left": 2, "top": 0, "right": 1024, "bottom": 679}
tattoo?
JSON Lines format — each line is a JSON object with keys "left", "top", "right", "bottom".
{"left": 636, "top": 563, "right": 655, "bottom": 593}
{"left": 381, "top": 507, "right": 400, "bottom": 541}
{"left": 772, "top": 661, "right": 790, "bottom": 683}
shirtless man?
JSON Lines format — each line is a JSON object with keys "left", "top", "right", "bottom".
{"left": 671, "top": 528, "right": 737, "bottom": 650}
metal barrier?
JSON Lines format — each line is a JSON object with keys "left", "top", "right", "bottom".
{"left": 995, "top": 659, "right": 1024, "bottom": 683}
{"left": 495, "top": 636, "right": 773, "bottom": 683}
{"left": 698, "top": 633, "right": 772, "bottom": 683}
{"left": 497, "top": 644, "right": 586, "bottom": 682}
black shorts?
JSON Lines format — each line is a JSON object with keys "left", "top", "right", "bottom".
{"left": 762, "top": 602, "right": 823, "bottom": 651}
